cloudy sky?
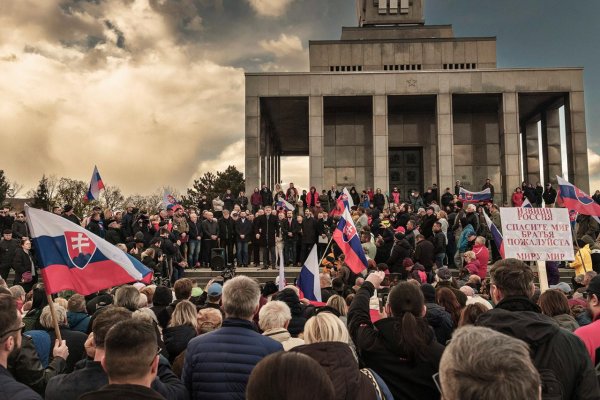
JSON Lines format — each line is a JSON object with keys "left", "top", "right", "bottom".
{"left": 0, "top": 0, "right": 599, "bottom": 195}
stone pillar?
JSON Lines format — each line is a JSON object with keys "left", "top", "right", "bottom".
{"left": 276, "top": 155, "right": 281, "bottom": 186}
{"left": 543, "top": 108, "right": 562, "bottom": 184}
{"left": 436, "top": 94, "right": 454, "bottom": 195}
{"left": 245, "top": 96, "right": 261, "bottom": 194}
{"left": 309, "top": 96, "right": 324, "bottom": 189}
{"left": 501, "top": 92, "right": 522, "bottom": 203}
{"left": 373, "top": 95, "right": 389, "bottom": 193}
{"left": 524, "top": 121, "right": 540, "bottom": 184}
{"left": 566, "top": 91, "right": 589, "bottom": 192}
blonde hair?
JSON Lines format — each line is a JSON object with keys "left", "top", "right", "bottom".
{"left": 141, "top": 248, "right": 155, "bottom": 259}
{"left": 437, "top": 210, "right": 448, "bottom": 219}
{"left": 304, "top": 312, "right": 349, "bottom": 344}
{"left": 54, "top": 297, "right": 68, "bottom": 310}
{"left": 132, "top": 308, "right": 158, "bottom": 325}
{"left": 197, "top": 308, "right": 223, "bottom": 334}
{"left": 326, "top": 295, "right": 348, "bottom": 317}
{"left": 475, "top": 236, "right": 486, "bottom": 245}
{"left": 169, "top": 300, "right": 198, "bottom": 330}
{"left": 464, "top": 251, "right": 476, "bottom": 261}
{"left": 40, "top": 304, "right": 67, "bottom": 328}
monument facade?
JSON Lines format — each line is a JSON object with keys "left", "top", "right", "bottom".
{"left": 245, "top": 0, "right": 589, "bottom": 202}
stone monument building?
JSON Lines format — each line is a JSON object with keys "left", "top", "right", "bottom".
{"left": 244, "top": 0, "right": 589, "bottom": 202}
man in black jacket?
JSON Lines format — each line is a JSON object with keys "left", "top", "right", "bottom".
{"left": 280, "top": 210, "right": 299, "bottom": 266}
{"left": 386, "top": 232, "right": 411, "bottom": 277}
{"left": 300, "top": 209, "right": 317, "bottom": 265}
{"left": 419, "top": 207, "right": 437, "bottom": 240}
{"left": 476, "top": 259, "right": 600, "bottom": 399}
{"left": 234, "top": 211, "right": 252, "bottom": 267}
{"left": 431, "top": 222, "right": 447, "bottom": 268}
{"left": 260, "top": 185, "right": 273, "bottom": 208}
{"left": 441, "top": 187, "right": 454, "bottom": 208}
{"left": 542, "top": 182, "right": 557, "bottom": 207}
{"left": 254, "top": 206, "right": 278, "bottom": 269}
{"left": 218, "top": 210, "right": 235, "bottom": 266}
{"left": 0, "top": 230, "right": 19, "bottom": 280}
{"left": 414, "top": 234, "right": 434, "bottom": 273}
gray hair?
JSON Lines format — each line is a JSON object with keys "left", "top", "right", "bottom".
{"left": 222, "top": 276, "right": 260, "bottom": 319}
{"left": 114, "top": 285, "right": 141, "bottom": 311}
{"left": 258, "top": 300, "right": 291, "bottom": 331}
{"left": 40, "top": 305, "right": 67, "bottom": 328}
{"left": 9, "top": 285, "right": 25, "bottom": 300}
{"left": 440, "top": 326, "right": 540, "bottom": 400}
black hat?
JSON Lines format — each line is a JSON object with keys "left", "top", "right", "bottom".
{"left": 63, "top": 205, "right": 73, "bottom": 213}
{"left": 421, "top": 284, "right": 436, "bottom": 302}
{"left": 586, "top": 275, "right": 600, "bottom": 298}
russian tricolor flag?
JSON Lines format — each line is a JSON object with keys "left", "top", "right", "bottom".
{"left": 333, "top": 207, "right": 368, "bottom": 274}
{"left": 83, "top": 166, "right": 105, "bottom": 202}
{"left": 26, "top": 205, "right": 153, "bottom": 295}
{"left": 483, "top": 211, "right": 504, "bottom": 259}
{"left": 458, "top": 187, "right": 492, "bottom": 203}
{"left": 297, "top": 244, "right": 321, "bottom": 301}
{"left": 277, "top": 197, "right": 295, "bottom": 211}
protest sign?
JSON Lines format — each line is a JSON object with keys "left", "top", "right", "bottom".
{"left": 500, "top": 207, "right": 574, "bottom": 262}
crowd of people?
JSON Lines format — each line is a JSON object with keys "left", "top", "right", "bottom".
{"left": 0, "top": 179, "right": 600, "bottom": 399}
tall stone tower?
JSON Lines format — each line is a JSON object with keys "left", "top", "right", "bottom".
{"left": 357, "top": 0, "right": 425, "bottom": 26}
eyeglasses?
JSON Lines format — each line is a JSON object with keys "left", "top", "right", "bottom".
{"left": 432, "top": 372, "right": 443, "bottom": 395}
{"left": 149, "top": 345, "right": 161, "bottom": 365}
{"left": 0, "top": 322, "right": 25, "bottom": 339}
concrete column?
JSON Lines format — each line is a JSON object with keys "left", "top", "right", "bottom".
{"left": 276, "top": 155, "right": 281, "bottom": 186}
{"left": 566, "top": 91, "right": 589, "bottom": 191}
{"left": 309, "top": 96, "right": 324, "bottom": 189}
{"left": 245, "top": 96, "right": 261, "bottom": 194}
{"left": 524, "top": 121, "right": 540, "bottom": 184}
{"left": 501, "top": 92, "right": 522, "bottom": 203}
{"left": 373, "top": 95, "right": 389, "bottom": 193}
{"left": 543, "top": 108, "right": 562, "bottom": 184}
{"left": 436, "top": 94, "right": 454, "bottom": 195}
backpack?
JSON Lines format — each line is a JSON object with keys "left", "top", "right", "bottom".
{"left": 24, "top": 330, "right": 51, "bottom": 368}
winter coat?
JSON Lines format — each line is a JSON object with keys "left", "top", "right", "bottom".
{"left": 543, "top": 187, "right": 557, "bottom": 205}
{"left": 201, "top": 219, "right": 219, "bottom": 239}
{"left": 552, "top": 314, "right": 580, "bottom": 332}
{"left": 301, "top": 216, "right": 318, "bottom": 245}
{"left": 164, "top": 324, "right": 197, "bottom": 363}
{"left": 0, "top": 365, "right": 42, "bottom": 400}
{"left": 79, "top": 384, "right": 165, "bottom": 400}
{"left": 104, "top": 227, "right": 121, "bottom": 245}
{"left": 253, "top": 214, "right": 278, "bottom": 247}
{"left": 67, "top": 312, "right": 91, "bottom": 333}
{"left": 46, "top": 358, "right": 187, "bottom": 400}
{"left": 512, "top": 192, "right": 524, "bottom": 207}
{"left": 222, "top": 194, "right": 235, "bottom": 211}
{"left": 576, "top": 215, "right": 600, "bottom": 240}
{"left": 262, "top": 328, "right": 304, "bottom": 351}
{"left": 386, "top": 239, "right": 412, "bottom": 275}
{"left": 476, "top": 296, "right": 600, "bottom": 400}
{"left": 464, "top": 259, "right": 480, "bottom": 276}
{"left": 432, "top": 232, "right": 446, "bottom": 255}
{"left": 373, "top": 193, "right": 386, "bottom": 210}
{"left": 292, "top": 342, "right": 378, "bottom": 400}
{"left": 183, "top": 319, "right": 282, "bottom": 400}
{"left": 348, "top": 282, "right": 445, "bottom": 400}
{"left": 260, "top": 188, "right": 273, "bottom": 207}
{"left": 12, "top": 220, "right": 29, "bottom": 239}
{"left": 280, "top": 217, "right": 300, "bottom": 241}
{"left": 234, "top": 218, "right": 253, "bottom": 242}
{"left": 0, "top": 237, "right": 19, "bottom": 270}
{"left": 570, "top": 244, "right": 592, "bottom": 276}
{"left": 8, "top": 334, "right": 66, "bottom": 396}
{"left": 457, "top": 224, "right": 475, "bottom": 253}
{"left": 424, "top": 302, "right": 454, "bottom": 345}
{"left": 218, "top": 217, "right": 235, "bottom": 242}
{"left": 472, "top": 243, "right": 489, "bottom": 279}
{"left": 420, "top": 214, "right": 437, "bottom": 239}
{"left": 250, "top": 192, "right": 262, "bottom": 208}
{"left": 47, "top": 327, "right": 87, "bottom": 373}
{"left": 13, "top": 247, "right": 35, "bottom": 286}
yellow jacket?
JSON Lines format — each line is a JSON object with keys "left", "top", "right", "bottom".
{"left": 570, "top": 244, "right": 592, "bottom": 276}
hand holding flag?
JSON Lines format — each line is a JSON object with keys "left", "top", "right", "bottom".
{"left": 333, "top": 207, "right": 368, "bottom": 274}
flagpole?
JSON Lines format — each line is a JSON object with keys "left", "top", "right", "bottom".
{"left": 317, "top": 235, "right": 335, "bottom": 268}
{"left": 24, "top": 204, "right": 62, "bottom": 342}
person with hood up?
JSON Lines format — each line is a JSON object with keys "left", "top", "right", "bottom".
{"left": 291, "top": 312, "right": 386, "bottom": 400}
{"left": 570, "top": 238, "right": 593, "bottom": 276}
{"left": 421, "top": 284, "right": 453, "bottom": 345}
{"left": 475, "top": 258, "right": 600, "bottom": 399}
{"left": 348, "top": 273, "right": 444, "bottom": 400}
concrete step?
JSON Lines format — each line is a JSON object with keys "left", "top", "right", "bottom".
{"left": 4, "top": 267, "right": 576, "bottom": 289}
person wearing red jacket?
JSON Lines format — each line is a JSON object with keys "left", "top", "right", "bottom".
{"left": 471, "top": 237, "right": 489, "bottom": 279}
{"left": 511, "top": 187, "right": 524, "bottom": 207}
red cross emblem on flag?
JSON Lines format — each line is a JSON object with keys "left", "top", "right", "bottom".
{"left": 343, "top": 223, "right": 356, "bottom": 242}
{"left": 64, "top": 231, "right": 97, "bottom": 268}
{"left": 466, "top": 193, "right": 473, "bottom": 201}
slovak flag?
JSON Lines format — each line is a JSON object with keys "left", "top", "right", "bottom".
{"left": 83, "top": 166, "right": 105, "bottom": 202}
{"left": 333, "top": 207, "right": 368, "bottom": 274}
{"left": 556, "top": 176, "right": 600, "bottom": 217}
{"left": 483, "top": 211, "right": 504, "bottom": 259}
{"left": 330, "top": 187, "right": 355, "bottom": 217}
{"left": 277, "top": 197, "right": 295, "bottom": 211}
{"left": 25, "top": 205, "right": 153, "bottom": 295}
{"left": 459, "top": 187, "right": 492, "bottom": 203}
{"left": 297, "top": 244, "right": 321, "bottom": 301}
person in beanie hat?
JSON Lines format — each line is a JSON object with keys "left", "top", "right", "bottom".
{"left": 386, "top": 232, "right": 411, "bottom": 277}
{"left": 63, "top": 205, "right": 81, "bottom": 226}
